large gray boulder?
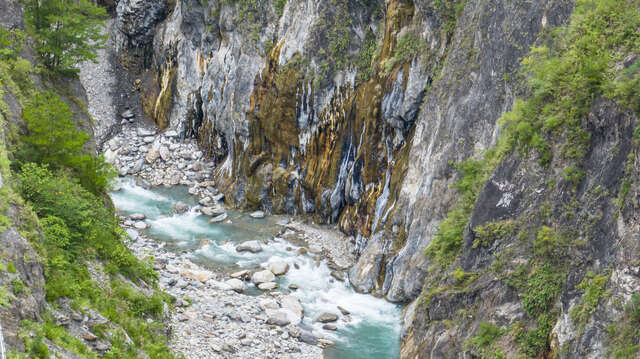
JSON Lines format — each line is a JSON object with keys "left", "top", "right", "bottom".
{"left": 236, "top": 240, "right": 262, "bottom": 253}
{"left": 251, "top": 270, "right": 275, "bottom": 284}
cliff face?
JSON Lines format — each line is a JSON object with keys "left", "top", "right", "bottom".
{"left": 114, "top": 0, "right": 639, "bottom": 357}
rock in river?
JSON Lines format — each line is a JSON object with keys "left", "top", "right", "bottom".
{"left": 316, "top": 313, "right": 339, "bottom": 323}
{"left": 236, "top": 240, "right": 262, "bottom": 253}
{"left": 249, "top": 210, "right": 265, "bottom": 219}
{"left": 200, "top": 204, "right": 226, "bottom": 217}
{"left": 251, "top": 270, "right": 275, "bottom": 284}
{"left": 173, "top": 201, "right": 189, "bottom": 214}
{"left": 225, "top": 279, "right": 245, "bottom": 293}
{"left": 257, "top": 282, "right": 278, "bottom": 291}
{"left": 268, "top": 262, "right": 289, "bottom": 276}
{"left": 209, "top": 213, "right": 228, "bottom": 223}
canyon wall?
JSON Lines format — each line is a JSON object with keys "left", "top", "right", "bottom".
{"left": 114, "top": 0, "right": 640, "bottom": 357}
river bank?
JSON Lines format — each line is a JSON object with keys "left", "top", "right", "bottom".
{"left": 111, "top": 179, "right": 403, "bottom": 359}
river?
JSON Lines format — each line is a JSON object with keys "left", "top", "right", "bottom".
{"left": 110, "top": 178, "right": 403, "bottom": 359}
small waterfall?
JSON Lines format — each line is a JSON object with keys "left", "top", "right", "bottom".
{"left": 0, "top": 321, "right": 6, "bottom": 359}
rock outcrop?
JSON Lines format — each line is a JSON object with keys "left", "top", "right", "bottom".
{"left": 112, "top": 0, "right": 640, "bottom": 357}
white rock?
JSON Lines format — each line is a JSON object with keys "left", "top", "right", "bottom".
{"left": 137, "top": 127, "right": 155, "bottom": 136}
{"left": 165, "top": 130, "right": 178, "bottom": 137}
{"left": 209, "top": 213, "right": 228, "bottom": 223}
{"left": 259, "top": 299, "right": 279, "bottom": 310}
{"left": 268, "top": 262, "right": 289, "bottom": 276}
{"left": 249, "top": 210, "right": 265, "bottom": 219}
{"left": 225, "top": 278, "right": 245, "bottom": 293}
{"left": 159, "top": 145, "right": 170, "bottom": 161}
{"left": 236, "top": 240, "right": 263, "bottom": 253}
{"left": 258, "top": 282, "right": 278, "bottom": 291}
{"left": 134, "top": 221, "right": 147, "bottom": 230}
{"left": 129, "top": 213, "right": 146, "bottom": 220}
{"left": 281, "top": 295, "right": 304, "bottom": 321}
{"left": 252, "top": 270, "right": 275, "bottom": 284}
{"left": 200, "top": 204, "right": 226, "bottom": 217}
{"left": 266, "top": 310, "right": 290, "bottom": 326}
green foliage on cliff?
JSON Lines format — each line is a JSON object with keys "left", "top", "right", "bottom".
{"left": 500, "top": 0, "right": 640, "bottom": 167}
{"left": 22, "top": 0, "right": 106, "bottom": 74}
{"left": 605, "top": 294, "right": 640, "bottom": 359}
{"left": 425, "top": 156, "right": 493, "bottom": 267}
{"left": 570, "top": 271, "right": 610, "bottom": 328}
{"left": 17, "top": 90, "right": 115, "bottom": 194}
{"left": 466, "top": 322, "right": 505, "bottom": 358}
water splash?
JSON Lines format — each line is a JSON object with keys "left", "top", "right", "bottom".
{"left": 109, "top": 178, "right": 403, "bottom": 358}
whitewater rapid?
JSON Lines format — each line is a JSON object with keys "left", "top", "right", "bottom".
{"left": 110, "top": 178, "right": 402, "bottom": 358}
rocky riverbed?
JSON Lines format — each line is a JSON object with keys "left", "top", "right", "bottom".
{"left": 110, "top": 179, "right": 403, "bottom": 359}
{"left": 123, "top": 225, "right": 326, "bottom": 359}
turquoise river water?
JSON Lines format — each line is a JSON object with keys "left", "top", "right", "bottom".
{"left": 110, "top": 178, "right": 402, "bottom": 359}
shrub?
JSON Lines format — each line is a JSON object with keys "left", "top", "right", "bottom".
{"left": 570, "top": 271, "right": 610, "bottom": 327}
{"left": 467, "top": 322, "right": 505, "bottom": 356}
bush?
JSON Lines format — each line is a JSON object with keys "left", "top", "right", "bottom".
{"left": 18, "top": 90, "right": 115, "bottom": 194}
{"left": 570, "top": 271, "right": 610, "bottom": 327}
{"left": 17, "top": 163, "right": 154, "bottom": 288}
{"left": 467, "top": 322, "right": 505, "bottom": 356}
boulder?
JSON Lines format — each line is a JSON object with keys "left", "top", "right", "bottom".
{"left": 266, "top": 310, "right": 290, "bottom": 326}
{"left": 200, "top": 204, "right": 226, "bottom": 217}
{"left": 323, "top": 324, "right": 337, "bottom": 331}
{"left": 337, "top": 306, "right": 350, "bottom": 315}
{"left": 121, "top": 109, "right": 135, "bottom": 119}
{"left": 225, "top": 279, "right": 245, "bottom": 293}
{"left": 137, "top": 127, "right": 155, "bottom": 136}
{"left": 209, "top": 213, "right": 228, "bottom": 223}
{"left": 251, "top": 270, "right": 275, "bottom": 284}
{"left": 145, "top": 148, "right": 160, "bottom": 163}
{"left": 268, "top": 262, "right": 290, "bottom": 276}
{"left": 249, "top": 210, "right": 265, "bottom": 219}
{"left": 133, "top": 221, "right": 147, "bottom": 230}
{"left": 281, "top": 295, "right": 303, "bottom": 320}
{"left": 259, "top": 299, "right": 279, "bottom": 310}
{"left": 180, "top": 269, "right": 211, "bottom": 283}
{"left": 129, "top": 213, "right": 146, "bottom": 220}
{"left": 257, "top": 282, "right": 278, "bottom": 291}
{"left": 159, "top": 145, "right": 170, "bottom": 161}
{"left": 230, "top": 270, "right": 249, "bottom": 279}
{"left": 173, "top": 202, "right": 189, "bottom": 214}
{"left": 236, "top": 240, "right": 262, "bottom": 253}
{"left": 330, "top": 271, "right": 345, "bottom": 282}
{"left": 298, "top": 331, "right": 318, "bottom": 345}
{"left": 316, "top": 313, "right": 339, "bottom": 323}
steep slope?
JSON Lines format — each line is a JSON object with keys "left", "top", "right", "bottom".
{"left": 111, "top": 0, "right": 639, "bottom": 357}
{"left": 0, "top": 2, "right": 179, "bottom": 358}
{"left": 116, "top": 0, "right": 574, "bottom": 302}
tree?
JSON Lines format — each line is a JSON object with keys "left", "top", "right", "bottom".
{"left": 19, "top": 90, "right": 115, "bottom": 194}
{"left": 21, "top": 90, "right": 89, "bottom": 164}
{"left": 23, "top": 0, "right": 106, "bottom": 74}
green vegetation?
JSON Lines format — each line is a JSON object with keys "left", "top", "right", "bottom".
{"left": 466, "top": 322, "right": 506, "bottom": 358}
{"left": 17, "top": 163, "right": 154, "bottom": 297}
{"left": 605, "top": 294, "right": 640, "bottom": 359}
{"left": 355, "top": 28, "right": 378, "bottom": 84}
{"left": 499, "top": 0, "right": 639, "bottom": 166}
{"left": 22, "top": 0, "right": 106, "bottom": 74}
{"left": 1, "top": 14, "right": 177, "bottom": 358}
{"left": 17, "top": 90, "right": 115, "bottom": 194}
{"left": 274, "top": 0, "right": 287, "bottom": 17}
{"left": 570, "top": 271, "right": 610, "bottom": 328}
{"left": 384, "top": 32, "right": 420, "bottom": 75}
{"left": 426, "top": 156, "right": 496, "bottom": 267}
{"left": 430, "top": 0, "right": 466, "bottom": 41}
{"left": 473, "top": 220, "right": 515, "bottom": 248}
